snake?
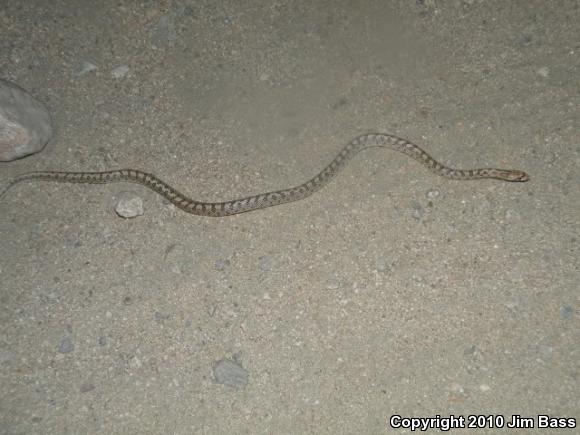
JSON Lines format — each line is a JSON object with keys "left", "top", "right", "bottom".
{"left": 0, "top": 133, "right": 529, "bottom": 217}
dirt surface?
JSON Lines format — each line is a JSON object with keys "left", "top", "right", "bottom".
{"left": 1, "top": 1, "right": 578, "bottom": 434}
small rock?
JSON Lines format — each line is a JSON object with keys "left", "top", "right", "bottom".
{"left": 76, "top": 61, "right": 98, "bottom": 76}
{"left": 449, "top": 383, "right": 465, "bottom": 393}
{"left": 426, "top": 189, "right": 440, "bottom": 199}
{"left": 411, "top": 202, "right": 424, "bottom": 220}
{"left": 374, "top": 257, "right": 390, "bottom": 273}
{"left": 152, "top": 14, "right": 178, "bottom": 46}
{"left": 114, "top": 192, "right": 144, "bottom": 218}
{"left": 163, "top": 243, "right": 186, "bottom": 273}
{"left": 215, "top": 258, "right": 230, "bottom": 271}
{"left": 519, "top": 34, "right": 532, "bottom": 46}
{"left": 536, "top": 67, "right": 549, "bottom": 78}
{"left": 79, "top": 382, "right": 95, "bottom": 393}
{"left": 154, "top": 311, "right": 170, "bottom": 322}
{"left": 326, "top": 279, "right": 340, "bottom": 290}
{"left": 258, "top": 255, "right": 273, "bottom": 271}
{"left": 0, "top": 349, "right": 14, "bottom": 364}
{"left": 111, "top": 65, "right": 130, "bottom": 79}
{"left": 213, "top": 358, "right": 248, "bottom": 387}
{"left": 464, "top": 345, "right": 477, "bottom": 356}
{"left": 560, "top": 305, "right": 574, "bottom": 319}
{"left": 539, "top": 344, "right": 554, "bottom": 358}
{"left": 128, "top": 355, "right": 142, "bottom": 369}
{"left": 57, "top": 337, "right": 74, "bottom": 354}
{"left": 0, "top": 79, "right": 53, "bottom": 161}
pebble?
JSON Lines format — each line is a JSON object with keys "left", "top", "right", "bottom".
{"left": 128, "top": 355, "right": 142, "bottom": 369}
{"left": 79, "top": 382, "right": 95, "bottom": 393}
{"left": 449, "top": 383, "right": 465, "bottom": 393}
{"left": 374, "top": 257, "right": 390, "bottom": 272}
{"left": 213, "top": 358, "right": 249, "bottom": 387}
{"left": 426, "top": 189, "right": 440, "bottom": 199}
{"left": 163, "top": 243, "right": 186, "bottom": 274}
{"left": 560, "top": 305, "right": 574, "bottom": 319}
{"left": 258, "top": 255, "right": 273, "bottom": 271}
{"left": 154, "top": 311, "right": 170, "bottom": 322}
{"left": 152, "top": 14, "right": 177, "bottom": 46}
{"left": 326, "top": 279, "right": 340, "bottom": 290}
{"left": 76, "top": 61, "right": 98, "bottom": 76}
{"left": 114, "top": 192, "right": 144, "bottom": 218}
{"left": 519, "top": 34, "right": 532, "bottom": 46}
{"left": 215, "top": 258, "right": 230, "bottom": 271}
{"left": 57, "top": 337, "right": 74, "bottom": 354}
{"left": 536, "top": 67, "right": 549, "bottom": 78}
{"left": 411, "top": 202, "right": 424, "bottom": 220}
{"left": 0, "top": 79, "right": 53, "bottom": 161}
{"left": 111, "top": 65, "right": 130, "bottom": 79}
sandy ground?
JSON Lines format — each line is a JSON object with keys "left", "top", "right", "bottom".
{"left": 0, "top": 1, "right": 578, "bottom": 434}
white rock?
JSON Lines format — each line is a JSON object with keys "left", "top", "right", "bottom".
{"left": 111, "top": 65, "right": 130, "bottom": 79}
{"left": 77, "top": 61, "right": 98, "bottom": 76}
{"left": 0, "top": 79, "right": 53, "bottom": 161}
{"left": 536, "top": 67, "right": 549, "bottom": 78}
{"left": 115, "top": 192, "right": 144, "bottom": 218}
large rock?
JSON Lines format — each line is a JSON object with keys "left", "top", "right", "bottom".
{"left": 0, "top": 79, "right": 53, "bottom": 161}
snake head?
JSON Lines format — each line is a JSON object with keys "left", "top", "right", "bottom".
{"left": 504, "top": 170, "right": 529, "bottom": 182}
{"left": 490, "top": 169, "right": 530, "bottom": 182}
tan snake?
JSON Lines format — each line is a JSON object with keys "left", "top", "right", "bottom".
{"left": 0, "top": 133, "right": 529, "bottom": 217}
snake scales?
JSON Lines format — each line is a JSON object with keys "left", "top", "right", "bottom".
{"left": 0, "top": 133, "right": 528, "bottom": 217}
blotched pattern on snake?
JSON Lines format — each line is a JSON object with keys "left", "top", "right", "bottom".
{"left": 0, "top": 133, "right": 529, "bottom": 217}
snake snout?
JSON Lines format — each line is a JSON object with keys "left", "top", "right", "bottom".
{"left": 510, "top": 171, "right": 530, "bottom": 182}
{"left": 496, "top": 169, "right": 529, "bottom": 182}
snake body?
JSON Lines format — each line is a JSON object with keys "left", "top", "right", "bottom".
{"left": 0, "top": 133, "right": 528, "bottom": 217}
